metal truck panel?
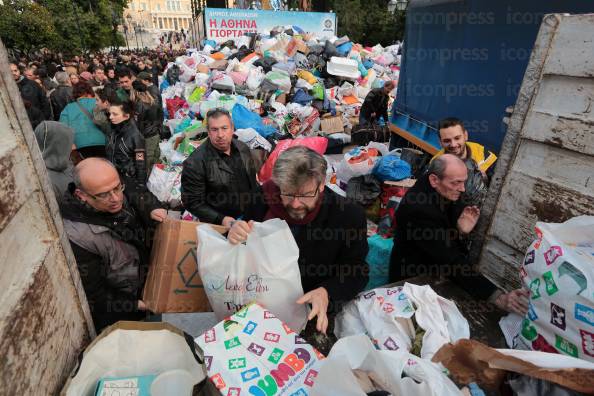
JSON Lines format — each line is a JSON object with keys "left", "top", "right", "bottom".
{"left": 476, "top": 14, "right": 594, "bottom": 289}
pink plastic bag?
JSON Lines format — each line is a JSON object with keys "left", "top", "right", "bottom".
{"left": 230, "top": 71, "right": 248, "bottom": 86}
{"left": 258, "top": 137, "right": 328, "bottom": 182}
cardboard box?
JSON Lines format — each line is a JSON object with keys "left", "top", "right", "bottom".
{"left": 143, "top": 218, "right": 226, "bottom": 313}
{"left": 320, "top": 115, "right": 344, "bottom": 134}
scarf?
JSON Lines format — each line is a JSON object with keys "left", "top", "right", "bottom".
{"left": 262, "top": 180, "right": 324, "bottom": 226}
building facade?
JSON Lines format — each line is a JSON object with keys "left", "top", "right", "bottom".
{"left": 125, "top": 0, "right": 194, "bottom": 32}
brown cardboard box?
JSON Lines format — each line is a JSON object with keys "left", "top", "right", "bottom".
{"left": 143, "top": 218, "right": 226, "bottom": 313}
{"left": 321, "top": 115, "right": 344, "bottom": 134}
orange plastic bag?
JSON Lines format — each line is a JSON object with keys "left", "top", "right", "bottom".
{"left": 210, "top": 52, "right": 225, "bottom": 60}
{"left": 342, "top": 95, "right": 360, "bottom": 105}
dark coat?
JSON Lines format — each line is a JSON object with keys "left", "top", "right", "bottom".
{"left": 106, "top": 119, "right": 146, "bottom": 183}
{"left": 17, "top": 77, "right": 51, "bottom": 120}
{"left": 244, "top": 189, "right": 369, "bottom": 312}
{"left": 49, "top": 85, "right": 73, "bottom": 121}
{"left": 181, "top": 138, "right": 259, "bottom": 224}
{"left": 60, "top": 192, "right": 150, "bottom": 330}
{"left": 135, "top": 99, "right": 163, "bottom": 138}
{"left": 360, "top": 87, "right": 389, "bottom": 121}
{"left": 389, "top": 174, "right": 496, "bottom": 300}
{"left": 148, "top": 84, "right": 162, "bottom": 105}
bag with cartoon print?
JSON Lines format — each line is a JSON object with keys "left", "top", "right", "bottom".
{"left": 518, "top": 216, "right": 594, "bottom": 362}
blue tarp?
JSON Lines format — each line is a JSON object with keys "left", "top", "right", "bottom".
{"left": 392, "top": 0, "right": 594, "bottom": 153}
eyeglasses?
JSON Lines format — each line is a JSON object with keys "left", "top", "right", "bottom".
{"left": 279, "top": 186, "right": 319, "bottom": 201}
{"left": 84, "top": 183, "right": 125, "bottom": 201}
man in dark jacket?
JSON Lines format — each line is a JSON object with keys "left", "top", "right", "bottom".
{"left": 181, "top": 108, "right": 259, "bottom": 227}
{"left": 390, "top": 154, "right": 530, "bottom": 315}
{"left": 228, "top": 147, "right": 369, "bottom": 334}
{"left": 49, "top": 71, "right": 73, "bottom": 120}
{"left": 11, "top": 62, "right": 52, "bottom": 122}
{"left": 359, "top": 80, "right": 394, "bottom": 127}
{"left": 60, "top": 158, "right": 166, "bottom": 330}
{"left": 137, "top": 71, "right": 162, "bottom": 107}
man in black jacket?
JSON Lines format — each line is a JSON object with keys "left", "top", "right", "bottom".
{"left": 137, "top": 71, "right": 162, "bottom": 107}
{"left": 390, "top": 154, "right": 529, "bottom": 315}
{"left": 60, "top": 158, "right": 166, "bottom": 330}
{"left": 359, "top": 80, "right": 395, "bottom": 127}
{"left": 11, "top": 62, "right": 52, "bottom": 122}
{"left": 49, "top": 71, "right": 73, "bottom": 120}
{"left": 181, "top": 108, "right": 259, "bottom": 227}
{"left": 228, "top": 147, "right": 369, "bottom": 334}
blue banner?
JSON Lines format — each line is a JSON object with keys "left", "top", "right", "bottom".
{"left": 204, "top": 8, "right": 336, "bottom": 42}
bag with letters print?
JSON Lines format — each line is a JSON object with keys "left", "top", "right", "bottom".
{"left": 197, "top": 219, "right": 308, "bottom": 332}
{"left": 518, "top": 216, "right": 594, "bottom": 362}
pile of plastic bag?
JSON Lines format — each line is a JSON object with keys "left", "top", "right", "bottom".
{"left": 149, "top": 29, "right": 403, "bottom": 207}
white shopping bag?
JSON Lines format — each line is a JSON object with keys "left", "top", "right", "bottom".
{"left": 335, "top": 284, "right": 469, "bottom": 360}
{"left": 311, "top": 335, "right": 461, "bottom": 396}
{"left": 196, "top": 219, "right": 308, "bottom": 332}
{"left": 519, "top": 216, "right": 594, "bottom": 362}
{"left": 403, "top": 283, "right": 470, "bottom": 359}
{"left": 335, "top": 286, "right": 416, "bottom": 352}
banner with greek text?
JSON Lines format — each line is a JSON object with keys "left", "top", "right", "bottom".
{"left": 204, "top": 8, "right": 336, "bottom": 42}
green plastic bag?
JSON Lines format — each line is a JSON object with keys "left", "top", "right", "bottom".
{"left": 188, "top": 86, "right": 206, "bottom": 104}
{"left": 312, "top": 83, "right": 324, "bottom": 100}
{"left": 176, "top": 137, "right": 199, "bottom": 156}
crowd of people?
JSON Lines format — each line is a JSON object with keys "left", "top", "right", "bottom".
{"left": 13, "top": 47, "right": 528, "bottom": 333}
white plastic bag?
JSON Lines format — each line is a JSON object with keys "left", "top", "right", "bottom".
{"left": 246, "top": 66, "right": 265, "bottom": 90}
{"left": 335, "top": 286, "right": 416, "bottom": 352}
{"left": 338, "top": 81, "right": 355, "bottom": 98}
{"left": 335, "top": 284, "right": 469, "bottom": 360}
{"left": 519, "top": 216, "right": 594, "bottom": 361}
{"left": 234, "top": 128, "right": 273, "bottom": 152}
{"left": 311, "top": 335, "right": 461, "bottom": 396}
{"left": 147, "top": 165, "right": 182, "bottom": 206}
{"left": 403, "top": 283, "right": 470, "bottom": 359}
{"left": 336, "top": 143, "right": 388, "bottom": 182}
{"left": 210, "top": 72, "right": 235, "bottom": 92}
{"left": 196, "top": 219, "right": 308, "bottom": 332}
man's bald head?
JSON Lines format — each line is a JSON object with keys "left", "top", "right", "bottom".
{"left": 428, "top": 154, "right": 468, "bottom": 201}
{"left": 74, "top": 158, "right": 118, "bottom": 189}
{"left": 74, "top": 158, "right": 124, "bottom": 214}
{"left": 428, "top": 154, "right": 466, "bottom": 178}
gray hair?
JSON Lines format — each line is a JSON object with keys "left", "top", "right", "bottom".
{"left": 272, "top": 146, "right": 327, "bottom": 190}
{"left": 55, "top": 71, "right": 70, "bottom": 85}
{"left": 427, "top": 155, "right": 448, "bottom": 179}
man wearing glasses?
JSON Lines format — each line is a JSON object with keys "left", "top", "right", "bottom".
{"left": 227, "top": 147, "right": 369, "bottom": 335}
{"left": 60, "top": 158, "right": 167, "bottom": 331}
{"left": 181, "top": 108, "right": 260, "bottom": 227}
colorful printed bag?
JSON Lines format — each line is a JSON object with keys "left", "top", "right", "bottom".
{"left": 196, "top": 303, "right": 324, "bottom": 396}
{"left": 518, "top": 216, "right": 594, "bottom": 362}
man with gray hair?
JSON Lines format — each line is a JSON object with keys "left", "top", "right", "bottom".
{"left": 49, "top": 71, "right": 73, "bottom": 120}
{"left": 181, "top": 108, "right": 259, "bottom": 227}
{"left": 390, "top": 154, "right": 530, "bottom": 315}
{"left": 228, "top": 146, "right": 369, "bottom": 334}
